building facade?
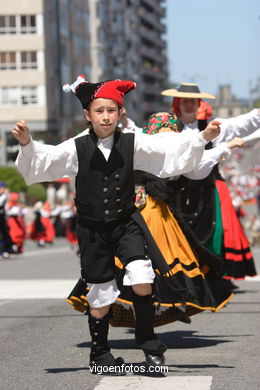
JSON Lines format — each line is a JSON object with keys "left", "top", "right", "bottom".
{"left": 0, "top": 0, "right": 168, "bottom": 164}
{"left": 0, "top": 0, "right": 91, "bottom": 164}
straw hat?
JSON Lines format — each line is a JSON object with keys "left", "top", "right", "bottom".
{"left": 161, "top": 83, "right": 216, "bottom": 100}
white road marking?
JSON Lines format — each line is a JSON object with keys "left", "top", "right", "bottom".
{"left": 0, "top": 279, "right": 78, "bottom": 299}
{"left": 16, "top": 246, "right": 70, "bottom": 258}
{"left": 245, "top": 275, "right": 260, "bottom": 281}
{"left": 93, "top": 376, "right": 212, "bottom": 390}
{"left": 0, "top": 299, "right": 13, "bottom": 306}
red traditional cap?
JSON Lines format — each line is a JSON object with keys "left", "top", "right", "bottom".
{"left": 63, "top": 75, "right": 137, "bottom": 109}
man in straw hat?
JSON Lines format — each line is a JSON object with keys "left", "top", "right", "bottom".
{"left": 12, "top": 75, "right": 221, "bottom": 374}
{"left": 161, "top": 82, "right": 260, "bottom": 285}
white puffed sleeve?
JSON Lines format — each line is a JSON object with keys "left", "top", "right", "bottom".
{"left": 184, "top": 143, "right": 231, "bottom": 180}
{"left": 213, "top": 108, "right": 260, "bottom": 144}
{"left": 133, "top": 130, "right": 207, "bottom": 178}
{"left": 15, "top": 137, "right": 78, "bottom": 185}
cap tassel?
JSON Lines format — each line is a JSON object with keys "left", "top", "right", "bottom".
{"left": 62, "top": 75, "right": 87, "bottom": 94}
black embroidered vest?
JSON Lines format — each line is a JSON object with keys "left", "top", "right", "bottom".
{"left": 74, "top": 129, "right": 136, "bottom": 225}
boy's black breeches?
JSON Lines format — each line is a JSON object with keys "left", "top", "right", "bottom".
{"left": 77, "top": 215, "right": 147, "bottom": 283}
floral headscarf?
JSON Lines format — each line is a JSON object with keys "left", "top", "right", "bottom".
{"left": 135, "top": 112, "right": 179, "bottom": 209}
{"left": 142, "top": 112, "right": 179, "bottom": 134}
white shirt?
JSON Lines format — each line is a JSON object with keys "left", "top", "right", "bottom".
{"left": 181, "top": 109, "right": 260, "bottom": 143}
{"left": 15, "top": 127, "right": 208, "bottom": 185}
{"left": 179, "top": 108, "right": 260, "bottom": 179}
{"left": 0, "top": 192, "right": 8, "bottom": 208}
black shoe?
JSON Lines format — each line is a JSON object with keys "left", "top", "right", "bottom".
{"left": 145, "top": 352, "right": 165, "bottom": 366}
{"left": 89, "top": 352, "right": 126, "bottom": 376}
{"left": 223, "top": 279, "right": 239, "bottom": 291}
{"left": 172, "top": 306, "right": 191, "bottom": 324}
{"left": 229, "top": 281, "right": 239, "bottom": 290}
{"left": 144, "top": 342, "right": 167, "bottom": 367}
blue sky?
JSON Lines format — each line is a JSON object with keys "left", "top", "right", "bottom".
{"left": 165, "top": 0, "right": 260, "bottom": 100}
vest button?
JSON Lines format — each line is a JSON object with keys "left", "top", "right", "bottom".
{"left": 114, "top": 174, "right": 120, "bottom": 180}
{"left": 115, "top": 187, "right": 120, "bottom": 191}
{"left": 104, "top": 210, "right": 110, "bottom": 215}
{"left": 104, "top": 199, "right": 109, "bottom": 204}
{"left": 103, "top": 187, "right": 108, "bottom": 192}
{"left": 116, "top": 198, "right": 121, "bottom": 203}
{"left": 104, "top": 176, "right": 108, "bottom": 181}
{"left": 117, "top": 209, "right": 122, "bottom": 214}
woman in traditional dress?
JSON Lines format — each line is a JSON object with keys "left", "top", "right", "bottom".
{"left": 161, "top": 83, "right": 260, "bottom": 283}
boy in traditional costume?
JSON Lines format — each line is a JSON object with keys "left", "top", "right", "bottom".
{"left": 12, "top": 75, "right": 221, "bottom": 373}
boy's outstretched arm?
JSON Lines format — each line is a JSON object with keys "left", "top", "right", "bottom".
{"left": 12, "top": 120, "right": 78, "bottom": 185}
{"left": 12, "top": 120, "right": 31, "bottom": 146}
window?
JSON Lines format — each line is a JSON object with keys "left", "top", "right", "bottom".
{"left": 21, "top": 51, "right": 37, "bottom": 69}
{"left": 98, "top": 52, "right": 105, "bottom": 68}
{"left": 0, "top": 15, "right": 36, "bottom": 34}
{"left": 97, "top": 26, "right": 105, "bottom": 42}
{"left": 0, "top": 86, "right": 38, "bottom": 105}
{"left": 0, "top": 52, "right": 17, "bottom": 70}
{"left": 21, "top": 15, "right": 36, "bottom": 34}
{"left": 0, "top": 15, "right": 16, "bottom": 34}
{"left": 1, "top": 87, "right": 19, "bottom": 105}
{"left": 0, "top": 51, "right": 38, "bottom": 70}
{"left": 21, "top": 87, "right": 37, "bottom": 104}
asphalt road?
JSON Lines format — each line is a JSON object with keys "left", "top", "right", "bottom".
{"left": 0, "top": 238, "right": 260, "bottom": 390}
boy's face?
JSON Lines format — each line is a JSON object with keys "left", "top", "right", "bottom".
{"left": 84, "top": 98, "right": 122, "bottom": 139}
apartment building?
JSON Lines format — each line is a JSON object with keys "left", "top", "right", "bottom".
{"left": 0, "top": 0, "right": 91, "bottom": 164}
{"left": 0, "top": 0, "right": 168, "bottom": 164}
{"left": 89, "top": 0, "right": 168, "bottom": 125}
{"left": 137, "top": 0, "right": 168, "bottom": 122}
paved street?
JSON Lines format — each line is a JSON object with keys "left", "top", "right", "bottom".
{"left": 0, "top": 238, "right": 260, "bottom": 390}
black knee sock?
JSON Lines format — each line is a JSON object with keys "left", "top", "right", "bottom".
{"left": 132, "top": 292, "right": 167, "bottom": 355}
{"left": 132, "top": 292, "right": 156, "bottom": 346}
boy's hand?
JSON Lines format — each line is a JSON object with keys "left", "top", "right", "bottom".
{"left": 201, "top": 120, "right": 221, "bottom": 142}
{"left": 227, "top": 137, "right": 245, "bottom": 149}
{"left": 12, "top": 120, "right": 31, "bottom": 146}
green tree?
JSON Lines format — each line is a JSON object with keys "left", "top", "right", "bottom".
{"left": 26, "top": 183, "right": 47, "bottom": 205}
{"left": 0, "top": 166, "right": 27, "bottom": 192}
{"left": 253, "top": 99, "right": 260, "bottom": 108}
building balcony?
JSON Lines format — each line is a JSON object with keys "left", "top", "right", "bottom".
{"left": 140, "top": 45, "right": 167, "bottom": 64}
{"left": 138, "top": 7, "right": 166, "bottom": 33}
{"left": 141, "top": 0, "right": 166, "bottom": 17}
{"left": 141, "top": 66, "right": 166, "bottom": 80}
{"left": 140, "top": 25, "right": 166, "bottom": 45}
{"left": 142, "top": 83, "right": 163, "bottom": 95}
